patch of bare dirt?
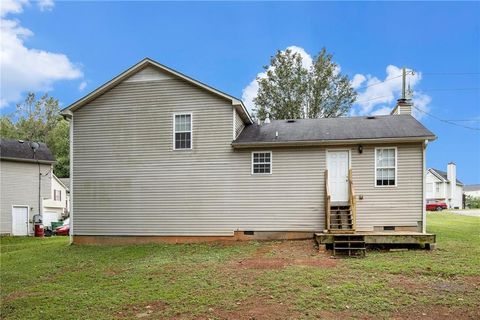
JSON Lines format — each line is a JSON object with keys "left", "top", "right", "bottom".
{"left": 231, "top": 240, "right": 337, "bottom": 270}
{"left": 3, "top": 290, "right": 37, "bottom": 302}
{"left": 392, "top": 305, "right": 480, "bottom": 320}
{"left": 115, "top": 300, "right": 168, "bottom": 318}
{"left": 197, "top": 296, "right": 301, "bottom": 320}
{"left": 390, "top": 275, "right": 477, "bottom": 294}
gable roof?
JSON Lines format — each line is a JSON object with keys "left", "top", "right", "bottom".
{"left": 53, "top": 175, "right": 69, "bottom": 191}
{"left": 59, "top": 178, "right": 70, "bottom": 190}
{"left": 464, "top": 184, "right": 480, "bottom": 192}
{"left": 429, "top": 168, "right": 464, "bottom": 185}
{"left": 0, "top": 138, "right": 55, "bottom": 163}
{"left": 61, "top": 58, "right": 252, "bottom": 124}
{"left": 233, "top": 114, "right": 436, "bottom": 148}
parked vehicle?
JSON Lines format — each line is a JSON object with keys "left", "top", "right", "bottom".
{"left": 54, "top": 218, "right": 70, "bottom": 236}
{"left": 426, "top": 201, "right": 447, "bottom": 211}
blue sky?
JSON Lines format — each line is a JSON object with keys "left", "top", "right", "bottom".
{"left": 1, "top": 1, "right": 479, "bottom": 183}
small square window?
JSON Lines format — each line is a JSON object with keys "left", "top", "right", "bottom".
{"left": 252, "top": 152, "right": 272, "bottom": 174}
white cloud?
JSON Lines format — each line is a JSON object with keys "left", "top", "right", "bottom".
{"left": 350, "top": 74, "right": 366, "bottom": 90}
{"left": 0, "top": 0, "right": 82, "bottom": 108}
{"left": 78, "top": 81, "right": 87, "bottom": 91}
{"left": 352, "top": 65, "right": 431, "bottom": 119}
{"left": 0, "top": 0, "right": 28, "bottom": 17}
{"left": 241, "top": 45, "right": 313, "bottom": 114}
{"left": 38, "top": 0, "right": 54, "bottom": 11}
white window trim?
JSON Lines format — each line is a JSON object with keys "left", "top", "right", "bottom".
{"left": 251, "top": 151, "right": 272, "bottom": 175}
{"left": 173, "top": 112, "right": 193, "bottom": 150}
{"left": 374, "top": 147, "right": 398, "bottom": 187}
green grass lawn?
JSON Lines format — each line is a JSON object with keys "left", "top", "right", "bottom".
{"left": 1, "top": 212, "right": 479, "bottom": 319}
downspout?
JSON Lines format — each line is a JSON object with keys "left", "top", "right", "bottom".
{"left": 63, "top": 111, "right": 74, "bottom": 245}
{"left": 422, "top": 140, "right": 427, "bottom": 234}
{"left": 69, "top": 114, "right": 74, "bottom": 245}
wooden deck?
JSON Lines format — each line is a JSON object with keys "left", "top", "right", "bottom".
{"left": 315, "top": 231, "right": 436, "bottom": 250}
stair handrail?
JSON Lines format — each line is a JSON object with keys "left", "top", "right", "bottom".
{"left": 325, "top": 169, "right": 331, "bottom": 231}
{"left": 348, "top": 169, "right": 356, "bottom": 231}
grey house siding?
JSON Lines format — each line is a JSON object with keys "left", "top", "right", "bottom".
{"left": 0, "top": 160, "right": 51, "bottom": 234}
{"left": 234, "top": 109, "right": 245, "bottom": 138}
{"left": 71, "top": 68, "right": 424, "bottom": 236}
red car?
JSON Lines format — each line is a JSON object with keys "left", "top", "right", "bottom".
{"left": 426, "top": 201, "right": 447, "bottom": 211}
{"left": 54, "top": 219, "right": 70, "bottom": 236}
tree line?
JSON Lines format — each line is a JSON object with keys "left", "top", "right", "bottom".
{"left": 1, "top": 93, "right": 70, "bottom": 178}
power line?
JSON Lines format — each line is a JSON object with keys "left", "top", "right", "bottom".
{"left": 419, "top": 87, "right": 480, "bottom": 92}
{"left": 355, "top": 87, "right": 480, "bottom": 104}
{"left": 423, "top": 72, "right": 480, "bottom": 75}
{"left": 412, "top": 106, "right": 480, "bottom": 131}
{"left": 355, "top": 74, "right": 403, "bottom": 90}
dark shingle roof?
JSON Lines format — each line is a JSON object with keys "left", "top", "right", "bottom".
{"left": 430, "top": 168, "right": 463, "bottom": 185}
{"left": 234, "top": 114, "right": 435, "bottom": 146}
{"left": 0, "top": 138, "right": 55, "bottom": 163}
{"left": 464, "top": 184, "right": 480, "bottom": 192}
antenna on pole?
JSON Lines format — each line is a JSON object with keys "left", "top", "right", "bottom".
{"left": 402, "top": 67, "right": 406, "bottom": 99}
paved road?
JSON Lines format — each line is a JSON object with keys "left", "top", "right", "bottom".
{"left": 449, "top": 209, "right": 480, "bottom": 217}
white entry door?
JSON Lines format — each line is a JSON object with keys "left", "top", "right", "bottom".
{"left": 12, "top": 206, "right": 29, "bottom": 236}
{"left": 327, "top": 151, "right": 350, "bottom": 202}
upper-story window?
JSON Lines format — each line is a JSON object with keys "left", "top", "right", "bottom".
{"left": 252, "top": 151, "right": 272, "bottom": 174}
{"left": 174, "top": 113, "right": 192, "bottom": 150}
{"left": 54, "top": 190, "right": 62, "bottom": 201}
{"left": 375, "top": 147, "right": 396, "bottom": 186}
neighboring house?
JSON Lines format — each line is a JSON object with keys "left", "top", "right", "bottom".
{"left": 464, "top": 184, "right": 480, "bottom": 198}
{"left": 0, "top": 139, "right": 55, "bottom": 235}
{"left": 61, "top": 58, "right": 436, "bottom": 244}
{"left": 426, "top": 163, "right": 464, "bottom": 209}
{"left": 42, "top": 174, "right": 70, "bottom": 227}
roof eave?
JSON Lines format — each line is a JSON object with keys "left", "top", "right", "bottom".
{"left": 0, "top": 157, "right": 55, "bottom": 164}
{"left": 231, "top": 136, "right": 436, "bottom": 149}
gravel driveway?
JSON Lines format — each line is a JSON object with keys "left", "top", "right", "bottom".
{"left": 449, "top": 209, "right": 480, "bottom": 217}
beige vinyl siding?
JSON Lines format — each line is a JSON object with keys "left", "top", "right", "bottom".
{"left": 234, "top": 109, "right": 245, "bottom": 139}
{"left": 71, "top": 68, "right": 424, "bottom": 236}
{"left": 350, "top": 143, "right": 423, "bottom": 230}
{"left": 0, "top": 160, "right": 51, "bottom": 234}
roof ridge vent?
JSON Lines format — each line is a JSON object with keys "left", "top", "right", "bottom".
{"left": 286, "top": 119, "right": 296, "bottom": 123}
{"left": 366, "top": 116, "right": 376, "bottom": 119}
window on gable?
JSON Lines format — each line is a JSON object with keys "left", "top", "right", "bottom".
{"left": 252, "top": 152, "right": 272, "bottom": 174}
{"left": 174, "top": 114, "right": 192, "bottom": 149}
{"left": 435, "top": 182, "right": 440, "bottom": 192}
{"left": 54, "top": 190, "right": 62, "bottom": 201}
{"left": 375, "top": 148, "right": 396, "bottom": 186}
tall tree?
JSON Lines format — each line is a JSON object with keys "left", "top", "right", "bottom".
{"left": 254, "top": 49, "right": 308, "bottom": 120}
{"left": 0, "top": 93, "right": 70, "bottom": 177}
{"left": 253, "top": 48, "right": 357, "bottom": 120}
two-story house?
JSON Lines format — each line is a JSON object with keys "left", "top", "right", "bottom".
{"left": 61, "top": 58, "right": 436, "bottom": 245}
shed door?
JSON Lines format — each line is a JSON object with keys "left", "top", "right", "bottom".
{"left": 12, "top": 206, "right": 29, "bottom": 236}
{"left": 327, "top": 151, "right": 349, "bottom": 202}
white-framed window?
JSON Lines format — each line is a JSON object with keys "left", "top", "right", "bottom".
{"left": 435, "top": 182, "right": 440, "bottom": 192}
{"left": 375, "top": 147, "right": 397, "bottom": 186}
{"left": 173, "top": 113, "right": 192, "bottom": 150}
{"left": 54, "top": 190, "right": 62, "bottom": 201}
{"left": 252, "top": 151, "right": 272, "bottom": 174}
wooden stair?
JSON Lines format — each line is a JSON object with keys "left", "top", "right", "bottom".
{"left": 329, "top": 203, "right": 354, "bottom": 233}
{"left": 333, "top": 235, "right": 366, "bottom": 258}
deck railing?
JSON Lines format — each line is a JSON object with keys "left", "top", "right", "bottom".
{"left": 348, "top": 169, "right": 356, "bottom": 231}
{"left": 324, "top": 170, "right": 331, "bottom": 231}
{"left": 325, "top": 168, "right": 356, "bottom": 232}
